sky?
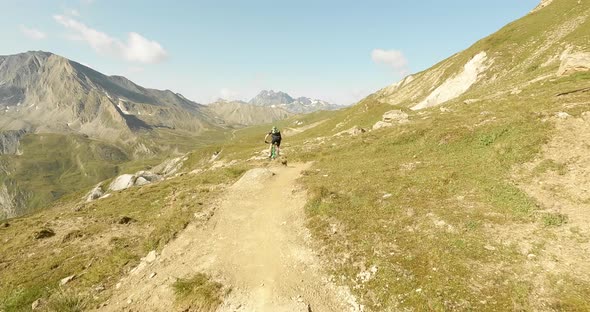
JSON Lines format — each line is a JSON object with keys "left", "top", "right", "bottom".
{"left": 1, "top": 0, "right": 539, "bottom": 105}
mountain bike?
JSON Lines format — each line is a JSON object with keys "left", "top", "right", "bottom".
{"left": 265, "top": 141, "right": 278, "bottom": 160}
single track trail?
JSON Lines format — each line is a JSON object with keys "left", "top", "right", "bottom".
{"left": 99, "top": 163, "right": 360, "bottom": 312}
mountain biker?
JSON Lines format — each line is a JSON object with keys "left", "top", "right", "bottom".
{"left": 264, "top": 126, "right": 281, "bottom": 157}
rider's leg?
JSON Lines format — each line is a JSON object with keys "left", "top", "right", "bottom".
{"left": 268, "top": 143, "right": 273, "bottom": 156}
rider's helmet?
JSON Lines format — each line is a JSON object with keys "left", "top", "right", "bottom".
{"left": 271, "top": 126, "right": 279, "bottom": 134}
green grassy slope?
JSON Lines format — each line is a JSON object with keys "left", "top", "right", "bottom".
{"left": 0, "top": 163, "right": 247, "bottom": 311}
{"left": 2, "top": 0, "right": 590, "bottom": 310}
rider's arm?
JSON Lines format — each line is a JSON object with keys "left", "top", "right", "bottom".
{"left": 264, "top": 133, "right": 270, "bottom": 141}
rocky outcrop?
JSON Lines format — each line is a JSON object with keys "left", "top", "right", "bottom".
{"left": 372, "top": 110, "right": 410, "bottom": 130}
{"left": 0, "top": 130, "right": 26, "bottom": 155}
{"left": 0, "top": 183, "right": 16, "bottom": 219}
{"left": 558, "top": 51, "right": 590, "bottom": 76}
{"left": 412, "top": 52, "right": 491, "bottom": 110}
{"left": 531, "top": 0, "right": 554, "bottom": 13}
{"left": 85, "top": 156, "right": 188, "bottom": 202}
{"left": 108, "top": 171, "right": 163, "bottom": 192}
{"left": 86, "top": 184, "right": 104, "bottom": 202}
{"left": 152, "top": 156, "right": 188, "bottom": 177}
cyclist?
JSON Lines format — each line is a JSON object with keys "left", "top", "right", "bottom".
{"left": 264, "top": 126, "right": 282, "bottom": 158}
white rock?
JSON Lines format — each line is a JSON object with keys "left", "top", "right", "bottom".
{"left": 382, "top": 193, "right": 393, "bottom": 199}
{"left": 134, "top": 177, "right": 150, "bottom": 186}
{"left": 382, "top": 110, "right": 409, "bottom": 123}
{"left": 144, "top": 250, "right": 157, "bottom": 263}
{"left": 558, "top": 51, "right": 590, "bottom": 76}
{"left": 556, "top": 112, "right": 571, "bottom": 119}
{"left": 372, "top": 121, "right": 393, "bottom": 130}
{"left": 60, "top": 275, "right": 75, "bottom": 285}
{"left": 484, "top": 245, "right": 496, "bottom": 251}
{"left": 412, "top": 52, "right": 490, "bottom": 110}
{"left": 86, "top": 184, "right": 104, "bottom": 202}
{"left": 31, "top": 299, "right": 41, "bottom": 310}
{"left": 109, "top": 174, "right": 136, "bottom": 191}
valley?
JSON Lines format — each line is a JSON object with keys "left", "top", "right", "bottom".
{"left": 1, "top": 0, "right": 590, "bottom": 311}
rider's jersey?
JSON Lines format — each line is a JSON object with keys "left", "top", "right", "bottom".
{"left": 269, "top": 130, "right": 281, "bottom": 139}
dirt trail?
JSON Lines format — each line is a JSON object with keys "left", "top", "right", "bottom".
{"left": 100, "top": 163, "right": 360, "bottom": 312}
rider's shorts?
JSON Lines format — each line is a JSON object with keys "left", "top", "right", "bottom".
{"left": 271, "top": 137, "right": 281, "bottom": 147}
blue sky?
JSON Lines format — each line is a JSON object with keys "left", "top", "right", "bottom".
{"left": 2, "top": 0, "right": 538, "bottom": 104}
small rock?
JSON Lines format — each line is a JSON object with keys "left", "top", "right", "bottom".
{"left": 127, "top": 299, "right": 133, "bottom": 305}
{"left": 31, "top": 298, "right": 41, "bottom": 310}
{"left": 382, "top": 193, "right": 393, "bottom": 199}
{"left": 149, "top": 272, "right": 157, "bottom": 279}
{"left": 416, "top": 288, "right": 422, "bottom": 293}
{"left": 261, "top": 283, "right": 265, "bottom": 287}
{"left": 34, "top": 228, "right": 55, "bottom": 240}
{"left": 556, "top": 112, "right": 571, "bottom": 119}
{"left": 117, "top": 216, "right": 135, "bottom": 225}
{"left": 95, "top": 285, "right": 106, "bottom": 292}
{"left": 527, "top": 253, "right": 537, "bottom": 260}
{"left": 144, "top": 250, "right": 157, "bottom": 263}
{"left": 60, "top": 275, "right": 75, "bottom": 285}
{"left": 1, "top": 222, "right": 9, "bottom": 228}
{"left": 116, "top": 282, "right": 122, "bottom": 289}
{"left": 484, "top": 245, "right": 496, "bottom": 251}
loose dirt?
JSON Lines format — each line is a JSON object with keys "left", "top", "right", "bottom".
{"left": 99, "top": 163, "right": 360, "bottom": 312}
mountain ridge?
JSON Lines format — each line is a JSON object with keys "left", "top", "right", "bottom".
{"left": 248, "top": 89, "right": 342, "bottom": 113}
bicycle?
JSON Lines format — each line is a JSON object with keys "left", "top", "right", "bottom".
{"left": 264, "top": 141, "right": 279, "bottom": 160}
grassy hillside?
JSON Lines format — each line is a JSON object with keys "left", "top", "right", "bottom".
{"left": 0, "top": 129, "right": 231, "bottom": 220}
{"left": 0, "top": 162, "right": 247, "bottom": 311}
{"left": 1, "top": 0, "right": 590, "bottom": 311}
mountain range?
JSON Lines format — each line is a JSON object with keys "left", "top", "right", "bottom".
{"left": 248, "top": 90, "right": 341, "bottom": 113}
{"left": 2, "top": 0, "right": 590, "bottom": 310}
{"left": 0, "top": 51, "right": 345, "bottom": 219}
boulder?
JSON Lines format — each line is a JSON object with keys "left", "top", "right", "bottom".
{"left": 372, "top": 121, "right": 393, "bottom": 130}
{"left": 109, "top": 174, "right": 136, "bottom": 191}
{"left": 33, "top": 228, "right": 55, "bottom": 240}
{"left": 135, "top": 171, "right": 161, "bottom": 182}
{"left": 144, "top": 250, "right": 157, "bottom": 263}
{"left": 134, "top": 177, "right": 150, "bottom": 186}
{"left": 382, "top": 110, "right": 409, "bottom": 123}
{"left": 152, "top": 156, "right": 187, "bottom": 177}
{"left": 86, "top": 184, "right": 104, "bottom": 202}
{"left": 558, "top": 52, "right": 590, "bottom": 76}
{"left": 60, "top": 275, "right": 75, "bottom": 285}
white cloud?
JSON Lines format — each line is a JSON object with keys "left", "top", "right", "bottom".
{"left": 371, "top": 49, "right": 409, "bottom": 75}
{"left": 54, "top": 15, "right": 168, "bottom": 64}
{"left": 20, "top": 25, "right": 47, "bottom": 40}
